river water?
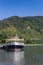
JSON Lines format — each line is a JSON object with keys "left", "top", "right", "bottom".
{"left": 0, "top": 46, "right": 43, "bottom": 65}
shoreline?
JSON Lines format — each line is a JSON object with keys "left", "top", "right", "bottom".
{"left": 25, "top": 44, "right": 43, "bottom": 46}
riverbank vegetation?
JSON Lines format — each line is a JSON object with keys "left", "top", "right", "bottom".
{"left": 0, "top": 16, "right": 43, "bottom": 43}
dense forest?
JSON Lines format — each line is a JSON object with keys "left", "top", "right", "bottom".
{"left": 0, "top": 16, "right": 43, "bottom": 44}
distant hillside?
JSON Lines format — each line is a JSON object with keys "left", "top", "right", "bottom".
{"left": 0, "top": 16, "right": 43, "bottom": 43}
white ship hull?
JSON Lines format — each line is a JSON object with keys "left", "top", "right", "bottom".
{"left": 3, "top": 42, "right": 24, "bottom": 51}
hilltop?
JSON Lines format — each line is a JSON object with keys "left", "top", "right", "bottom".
{"left": 0, "top": 16, "right": 43, "bottom": 43}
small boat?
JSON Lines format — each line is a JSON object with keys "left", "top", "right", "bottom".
{"left": 0, "top": 44, "right": 3, "bottom": 49}
{"left": 3, "top": 34, "right": 24, "bottom": 51}
{"left": 3, "top": 42, "right": 24, "bottom": 51}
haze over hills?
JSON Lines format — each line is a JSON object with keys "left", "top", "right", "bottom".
{"left": 0, "top": 16, "right": 43, "bottom": 43}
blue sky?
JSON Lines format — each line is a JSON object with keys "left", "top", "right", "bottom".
{"left": 0, "top": 0, "right": 43, "bottom": 19}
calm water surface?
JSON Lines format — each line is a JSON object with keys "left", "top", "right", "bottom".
{"left": 0, "top": 46, "right": 43, "bottom": 65}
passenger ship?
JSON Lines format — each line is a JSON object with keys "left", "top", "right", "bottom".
{"left": 3, "top": 34, "right": 24, "bottom": 51}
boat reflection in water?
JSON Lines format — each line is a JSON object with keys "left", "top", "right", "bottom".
{"left": 13, "top": 51, "right": 24, "bottom": 65}
{"left": 0, "top": 50, "right": 24, "bottom": 65}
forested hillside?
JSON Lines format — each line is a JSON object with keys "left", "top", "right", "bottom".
{"left": 0, "top": 16, "right": 43, "bottom": 43}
